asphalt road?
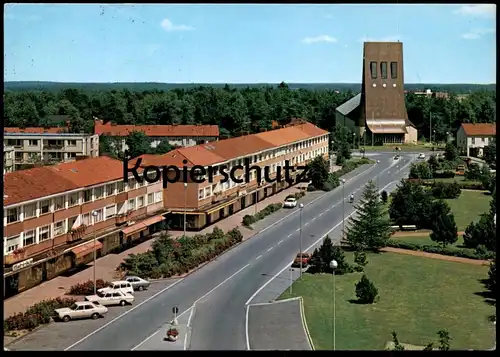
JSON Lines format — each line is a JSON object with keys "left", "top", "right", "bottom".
{"left": 66, "top": 152, "right": 415, "bottom": 351}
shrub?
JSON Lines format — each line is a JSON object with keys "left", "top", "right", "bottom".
{"left": 242, "top": 215, "right": 256, "bottom": 226}
{"left": 227, "top": 227, "right": 243, "bottom": 243}
{"left": 67, "top": 279, "right": 110, "bottom": 295}
{"left": 380, "top": 190, "right": 388, "bottom": 204}
{"left": 433, "top": 170, "right": 456, "bottom": 179}
{"left": 355, "top": 275, "right": 378, "bottom": 304}
{"left": 431, "top": 182, "right": 461, "bottom": 199}
{"left": 409, "top": 162, "right": 432, "bottom": 179}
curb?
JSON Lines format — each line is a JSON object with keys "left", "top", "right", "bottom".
{"left": 298, "top": 297, "right": 315, "bottom": 350}
{"left": 4, "top": 322, "right": 48, "bottom": 347}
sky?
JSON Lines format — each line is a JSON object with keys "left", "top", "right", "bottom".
{"left": 3, "top": 4, "right": 497, "bottom": 84}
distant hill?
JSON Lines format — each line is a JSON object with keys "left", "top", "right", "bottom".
{"left": 4, "top": 81, "right": 496, "bottom": 93}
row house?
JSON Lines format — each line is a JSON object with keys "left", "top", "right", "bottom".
{"left": 3, "top": 156, "right": 167, "bottom": 297}
{"left": 134, "top": 122, "right": 329, "bottom": 230}
{"left": 4, "top": 127, "right": 99, "bottom": 171}
{"left": 94, "top": 119, "right": 219, "bottom": 151}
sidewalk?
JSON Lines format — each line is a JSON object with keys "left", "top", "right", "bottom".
{"left": 3, "top": 184, "right": 309, "bottom": 318}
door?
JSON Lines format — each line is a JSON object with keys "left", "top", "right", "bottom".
{"left": 229, "top": 204, "right": 234, "bottom": 215}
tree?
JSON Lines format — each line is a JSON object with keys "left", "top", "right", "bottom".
{"left": 389, "top": 180, "right": 432, "bottom": 229}
{"left": 125, "top": 131, "right": 152, "bottom": 159}
{"left": 463, "top": 213, "right": 496, "bottom": 251}
{"left": 307, "top": 156, "right": 330, "bottom": 190}
{"left": 427, "top": 154, "right": 440, "bottom": 174}
{"left": 155, "top": 140, "right": 173, "bottom": 154}
{"left": 437, "top": 329, "right": 451, "bottom": 351}
{"left": 444, "top": 142, "right": 459, "bottom": 162}
{"left": 486, "top": 258, "right": 496, "bottom": 295}
{"left": 380, "top": 190, "right": 388, "bottom": 204}
{"left": 430, "top": 213, "right": 458, "bottom": 248}
{"left": 309, "top": 236, "right": 352, "bottom": 275}
{"left": 409, "top": 162, "right": 432, "bottom": 179}
{"left": 420, "top": 199, "right": 452, "bottom": 230}
{"left": 355, "top": 275, "right": 378, "bottom": 304}
{"left": 344, "top": 181, "right": 392, "bottom": 251}
{"left": 483, "top": 139, "right": 496, "bottom": 166}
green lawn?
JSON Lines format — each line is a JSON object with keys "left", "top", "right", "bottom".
{"left": 425, "top": 176, "right": 480, "bottom": 185}
{"left": 445, "top": 190, "right": 491, "bottom": 230}
{"left": 395, "top": 234, "right": 465, "bottom": 248}
{"left": 280, "top": 252, "right": 495, "bottom": 350}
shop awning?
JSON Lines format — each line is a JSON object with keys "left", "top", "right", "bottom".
{"left": 140, "top": 215, "right": 166, "bottom": 226}
{"left": 206, "top": 198, "right": 239, "bottom": 214}
{"left": 71, "top": 240, "right": 103, "bottom": 259}
{"left": 122, "top": 222, "right": 148, "bottom": 236}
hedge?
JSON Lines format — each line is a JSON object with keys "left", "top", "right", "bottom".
{"left": 4, "top": 297, "right": 77, "bottom": 332}
{"left": 242, "top": 203, "right": 283, "bottom": 226}
{"left": 385, "top": 239, "right": 495, "bottom": 260}
{"left": 407, "top": 178, "right": 486, "bottom": 191}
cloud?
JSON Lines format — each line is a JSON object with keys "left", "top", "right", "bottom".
{"left": 301, "top": 35, "right": 337, "bottom": 44}
{"left": 462, "top": 28, "right": 496, "bottom": 40}
{"left": 360, "top": 35, "right": 402, "bottom": 43}
{"left": 454, "top": 5, "right": 496, "bottom": 18}
{"left": 160, "top": 18, "right": 194, "bottom": 32}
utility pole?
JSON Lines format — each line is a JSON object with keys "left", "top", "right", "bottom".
{"left": 429, "top": 112, "right": 432, "bottom": 144}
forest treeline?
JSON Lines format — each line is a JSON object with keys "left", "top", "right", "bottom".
{"left": 3, "top": 83, "right": 496, "bottom": 141}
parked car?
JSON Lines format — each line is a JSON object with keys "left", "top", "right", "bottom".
{"left": 417, "top": 153, "right": 426, "bottom": 160}
{"left": 55, "top": 301, "right": 108, "bottom": 322}
{"left": 99, "top": 280, "right": 134, "bottom": 295}
{"left": 85, "top": 288, "right": 135, "bottom": 306}
{"left": 124, "top": 276, "right": 151, "bottom": 291}
{"left": 292, "top": 252, "right": 312, "bottom": 268}
{"left": 284, "top": 197, "right": 298, "bottom": 208}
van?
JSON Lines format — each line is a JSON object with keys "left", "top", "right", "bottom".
{"left": 100, "top": 281, "right": 134, "bottom": 295}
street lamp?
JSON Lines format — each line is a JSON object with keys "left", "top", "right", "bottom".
{"left": 91, "top": 210, "right": 98, "bottom": 295}
{"left": 329, "top": 259, "right": 338, "bottom": 351}
{"left": 299, "top": 203, "right": 304, "bottom": 278}
{"left": 341, "top": 178, "right": 346, "bottom": 242}
{"left": 183, "top": 182, "right": 188, "bottom": 237}
{"left": 376, "top": 160, "right": 380, "bottom": 188}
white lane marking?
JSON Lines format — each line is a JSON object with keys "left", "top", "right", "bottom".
{"left": 312, "top": 217, "right": 316, "bottom": 221}
{"left": 245, "top": 304, "right": 251, "bottom": 350}
{"left": 296, "top": 228, "right": 300, "bottom": 232}
{"left": 304, "top": 222, "right": 309, "bottom": 226}
{"left": 267, "top": 247, "right": 273, "bottom": 252}
{"left": 65, "top": 278, "right": 184, "bottom": 351}
{"left": 183, "top": 305, "right": 196, "bottom": 350}
{"left": 131, "top": 264, "right": 250, "bottom": 350}
{"left": 287, "top": 234, "right": 292, "bottom": 238}
{"left": 319, "top": 212, "right": 323, "bottom": 216}
{"left": 256, "top": 255, "right": 262, "bottom": 260}
{"left": 278, "top": 240, "right": 283, "bottom": 245}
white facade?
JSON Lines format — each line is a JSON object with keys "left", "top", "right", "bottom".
{"left": 3, "top": 146, "right": 14, "bottom": 174}
{"left": 114, "top": 136, "right": 217, "bottom": 152}
{"left": 456, "top": 127, "right": 495, "bottom": 157}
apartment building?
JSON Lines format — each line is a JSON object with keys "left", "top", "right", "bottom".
{"left": 3, "top": 156, "right": 167, "bottom": 297}
{"left": 4, "top": 145, "right": 14, "bottom": 173}
{"left": 457, "top": 123, "right": 496, "bottom": 157}
{"left": 135, "top": 122, "right": 329, "bottom": 230}
{"left": 4, "top": 127, "right": 100, "bottom": 170}
{"left": 94, "top": 119, "right": 219, "bottom": 151}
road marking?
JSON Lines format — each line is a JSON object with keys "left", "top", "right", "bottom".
{"left": 304, "top": 222, "right": 309, "bottom": 226}
{"left": 287, "top": 233, "right": 292, "bottom": 238}
{"left": 278, "top": 240, "right": 283, "bottom": 245}
{"left": 245, "top": 305, "right": 251, "bottom": 351}
{"left": 65, "top": 278, "right": 185, "bottom": 351}
{"left": 183, "top": 305, "right": 196, "bottom": 350}
{"left": 312, "top": 217, "right": 316, "bottom": 221}
{"left": 319, "top": 212, "right": 323, "bottom": 216}
{"left": 296, "top": 228, "right": 300, "bottom": 232}
{"left": 267, "top": 247, "right": 273, "bottom": 252}
{"left": 255, "top": 255, "right": 262, "bottom": 260}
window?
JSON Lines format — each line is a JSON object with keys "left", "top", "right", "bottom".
{"left": 6, "top": 235, "right": 20, "bottom": 253}
{"left": 390, "top": 62, "right": 398, "bottom": 79}
{"left": 68, "top": 193, "right": 79, "bottom": 207}
{"left": 128, "top": 178, "right": 136, "bottom": 190}
{"left": 82, "top": 213, "right": 91, "bottom": 226}
{"left": 128, "top": 199, "right": 136, "bottom": 211}
{"left": 24, "top": 203, "right": 37, "bottom": 219}
{"left": 155, "top": 192, "right": 163, "bottom": 203}
{"left": 105, "top": 205, "right": 116, "bottom": 219}
{"left": 40, "top": 200, "right": 50, "bottom": 214}
{"left": 117, "top": 181, "right": 125, "bottom": 193}
{"left": 54, "top": 221, "right": 66, "bottom": 236}
{"left": 68, "top": 216, "right": 78, "bottom": 230}
{"left": 106, "top": 183, "right": 115, "bottom": 196}
{"left": 137, "top": 178, "right": 145, "bottom": 187}
{"left": 198, "top": 189, "right": 204, "bottom": 200}
{"left": 83, "top": 189, "right": 92, "bottom": 203}
{"left": 6, "top": 207, "right": 19, "bottom": 224}
{"left": 370, "top": 61, "right": 377, "bottom": 79}
{"left": 381, "top": 62, "right": 388, "bottom": 79}
{"left": 472, "top": 138, "right": 476, "bottom": 144}
{"left": 54, "top": 196, "right": 65, "bottom": 211}
{"left": 147, "top": 193, "right": 154, "bottom": 205}
{"left": 137, "top": 196, "right": 145, "bottom": 208}
{"left": 94, "top": 186, "right": 104, "bottom": 200}
{"left": 94, "top": 209, "right": 104, "bottom": 222}
{"left": 67, "top": 140, "right": 77, "bottom": 147}
{"left": 39, "top": 225, "right": 51, "bottom": 241}
{"left": 23, "top": 230, "right": 36, "bottom": 246}
{"left": 204, "top": 187, "right": 211, "bottom": 197}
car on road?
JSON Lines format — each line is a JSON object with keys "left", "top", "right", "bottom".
{"left": 124, "top": 275, "right": 151, "bottom": 291}
{"left": 99, "top": 280, "right": 134, "bottom": 295}
{"left": 283, "top": 197, "right": 298, "bottom": 208}
{"left": 292, "top": 252, "right": 312, "bottom": 268}
{"left": 85, "top": 288, "right": 135, "bottom": 306}
{"left": 417, "top": 153, "right": 426, "bottom": 160}
{"left": 393, "top": 154, "right": 400, "bottom": 160}
{"left": 55, "top": 301, "right": 108, "bottom": 322}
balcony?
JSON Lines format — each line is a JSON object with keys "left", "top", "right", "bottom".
{"left": 43, "top": 144, "right": 64, "bottom": 150}
{"left": 116, "top": 212, "right": 132, "bottom": 225}
{"left": 4, "top": 248, "right": 28, "bottom": 266}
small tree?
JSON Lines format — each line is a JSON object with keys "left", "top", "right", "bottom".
{"left": 380, "top": 190, "right": 388, "bottom": 204}
{"left": 444, "top": 142, "right": 459, "bottom": 162}
{"left": 355, "top": 275, "right": 378, "bottom": 304}
{"left": 126, "top": 130, "right": 152, "bottom": 158}
{"left": 437, "top": 329, "right": 451, "bottom": 351}
{"left": 391, "top": 331, "right": 405, "bottom": 351}
{"left": 486, "top": 258, "right": 496, "bottom": 295}
{"left": 155, "top": 140, "right": 173, "bottom": 154}
{"left": 307, "top": 156, "right": 330, "bottom": 190}
{"left": 389, "top": 180, "right": 431, "bottom": 229}
{"left": 427, "top": 154, "right": 440, "bottom": 174}
{"left": 409, "top": 162, "right": 432, "bottom": 179}
{"left": 353, "top": 251, "right": 368, "bottom": 272}
{"left": 430, "top": 213, "right": 458, "bottom": 248}
{"left": 309, "top": 236, "right": 351, "bottom": 274}
{"left": 463, "top": 213, "right": 496, "bottom": 251}
{"left": 483, "top": 139, "right": 496, "bottom": 165}
{"left": 344, "top": 181, "right": 392, "bottom": 251}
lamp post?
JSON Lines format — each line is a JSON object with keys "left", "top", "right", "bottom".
{"left": 341, "top": 178, "right": 346, "bottom": 242}
{"left": 91, "top": 210, "right": 98, "bottom": 295}
{"left": 352, "top": 132, "right": 356, "bottom": 150}
{"left": 329, "top": 259, "right": 338, "bottom": 351}
{"left": 299, "top": 203, "right": 304, "bottom": 278}
{"left": 376, "top": 160, "right": 380, "bottom": 189}
{"left": 183, "top": 182, "right": 187, "bottom": 237}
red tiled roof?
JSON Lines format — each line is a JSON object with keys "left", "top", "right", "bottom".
{"left": 94, "top": 120, "right": 219, "bottom": 137}
{"left": 4, "top": 127, "right": 68, "bottom": 134}
{"left": 461, "top": 123, "right": 496, "bottom": 136}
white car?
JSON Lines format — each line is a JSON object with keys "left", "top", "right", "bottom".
{"left": 99, "top": 280, "right": 134, "bottom": 295}
{"left": 55, "top": 301, "right": 108, "bottom": 322}
{"left": 85, "top": 288, "right": 135, "bottom": 306}
{"left": 418, "top": 153, "right": 426, "bottom": 160}
{"left": 283, "top": 197, "right": 297, "bottom": 208}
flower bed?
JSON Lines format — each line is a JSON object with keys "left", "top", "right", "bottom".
{"left": 67, "top": 279, "right": 111, "bottom": 296}
{"left": 119, "top": 227, "right": 244, "bottom": 279}
{"left": 4, "top": 297, "right": 76, "bottom": 332}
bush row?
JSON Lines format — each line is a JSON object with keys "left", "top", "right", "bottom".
{"left": 67, "top": 279, "right": 111, "bottom": 296}
{"left": 322, "top": 157, "right": 374, "bottom": 192}
{"left": 119, "top": 227, "right": 244, "bottom": 279}
{"left": 385, "top": 239, "right": 495, "bottom": 260}
{"left": 4, "top": 297, "right": 77, "bottom": 332}
{"left": 407, "top": 178, "right": 485, "bottom": 190}
{"left": 431, "top": 182, "right": 461, "bottom": 199}
{"left": 242, "top": 203, "right": 283, "bottom": 226}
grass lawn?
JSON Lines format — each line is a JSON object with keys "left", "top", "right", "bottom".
{"left": 445, "top": 190, "right": 492, "bottom": 230}
{"left": 425, "top": 176, "right": 480, "bottom": 185}
{"left": 395, "top": 234, "right": 465, "bottom": 248}
{"left": 279, "top": 252, "right": 495, "bottom": 350}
